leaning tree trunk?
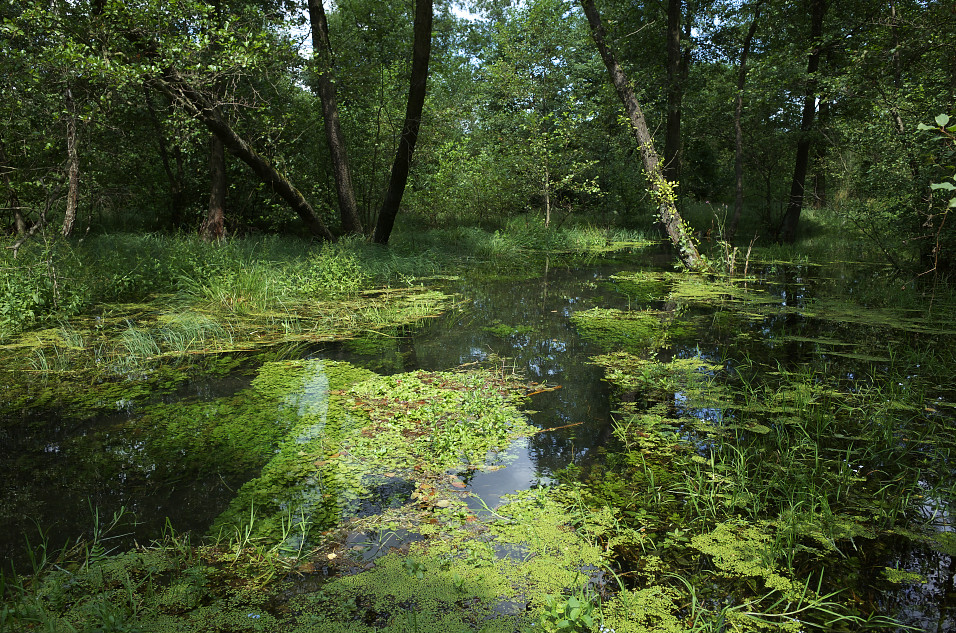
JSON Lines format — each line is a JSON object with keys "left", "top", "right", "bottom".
{"left": 62, "top": 83, "right": 79, "bottom": 237}
{"left": 580, "top": 0, "right": 703, "bottom": 270}
{"left": 153, "top": 67, "right": 334, "bottom": 241}
{"left": 373, "top": 0, "right": 433, "bottom": 245}
{"left": 202, "top": 134, "right": 227, "bottom": 240}
{"left": 778, "top": 0, "right": 826, "bottom": 243}
{"left": 308, "top": 0, "right": 363, "bottom": 236}
{"left": 728, "top": 0, "right": 764, "bottom": 241}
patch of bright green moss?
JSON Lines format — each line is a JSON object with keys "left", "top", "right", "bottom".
{"left": 609, "top": 271, "right": 668, "bottom": 303}
{"left": 570, "top": 308, "right": 694, "bottom": 354}
{"left": 211, "top": 362, "right": 537, "bottom": 545}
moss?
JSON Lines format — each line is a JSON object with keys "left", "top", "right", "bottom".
{"left": 210, "top": 362, "right": 537, "bottom": 545}
{"left": 570, "top": 308, "right": 694, "bottom": 354}
{"left": 609, "top": 271, "right": 669, "bottom": 304}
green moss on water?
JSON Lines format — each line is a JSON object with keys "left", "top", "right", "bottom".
{"left": 211, "top": 361, "right": 536, "bottom": 545}
{"left": 609, "top": 271, "right": 669, "bottom": 304}
{"left": 570, "top": 308, "right": 695, "bottom": 354}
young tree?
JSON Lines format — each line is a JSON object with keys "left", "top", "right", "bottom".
{"left": 777, "top": 0, "right": 827, "bottom": 243}
{"left": 308, "top": 0, "right": 363, "bottom": 236}
{"left": 373, "top": 0, "right": 433, "bottom": 244}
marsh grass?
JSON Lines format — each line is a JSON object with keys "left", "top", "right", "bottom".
{"left": 578, "top": 321, "right": 955, "bottom": 629}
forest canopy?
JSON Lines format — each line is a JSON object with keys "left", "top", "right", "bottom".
{"left": 1, "top": 0, "right": 954, "bottom": 269}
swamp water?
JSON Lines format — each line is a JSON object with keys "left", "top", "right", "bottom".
{"left": 3, "top": 259, "right": 956, "bottom": 631}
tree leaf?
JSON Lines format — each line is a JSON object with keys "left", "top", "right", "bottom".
{"left": 935, "top": 114, "right": 951, "bottom": 127}
{"left": 930, "top": 182, "right": 956, "bottom": 191}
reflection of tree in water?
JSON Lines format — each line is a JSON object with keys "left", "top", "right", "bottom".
{"left": 406, "top": 268, "right": 624, "bottom": 479}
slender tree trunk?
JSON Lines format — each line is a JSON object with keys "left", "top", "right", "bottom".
{"left": 202, "top": 134, "right": 227, "bottom": 240}
{"left": 0, "top": 139, "right": 25, "bottom": 235}
{"left": 62, "top": 84, "right": 79, "bottom": 237}
{"left": 663, "top": 0, "right": 682, "bottom": 183}
{"left": 778, "top": 0, "right": 827, "bottom": 243}
{"left": 543, "top": 165, "right": 551, "bottom": 228}
{"left": 372, "top": 0, "right": 433, "bottom": 245}
{"left": 811, "top": 97, "right": 828, "bottom": 208}
{"left": 580, "top": 0, "right": 703, "bottom": 270}
{"left": 307, "top": 0, "right": 363, "bottom": 236}
{"left": 728, "top": 0, "right": 764, "bottom": 241}
{"left": 153, "top": 67, "right": 334, "bottom": 241}
{"left": 144, "top": 88, "right": 187, "bottom": 229}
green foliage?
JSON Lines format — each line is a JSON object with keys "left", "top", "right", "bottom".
{"left": 302, "top": 241, "right": 372, "bottom": 299}
{"left": 538, "top": 592, "right": 597, "bottom": 633}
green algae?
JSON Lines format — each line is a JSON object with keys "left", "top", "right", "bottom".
{"left": 570, "top": 308, "right": 695, "bottom": 355}
{"left": 608, "top": 271, "right": 669, "bottom": 304}
{"left": 210, "top": 361, "right": 537, "bottom": 545}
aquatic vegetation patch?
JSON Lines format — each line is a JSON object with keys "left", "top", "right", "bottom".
{"left": 570, "top": 308, "right": 695, "bottom": 355}
{"left": 284, "top": 488, "right": 608, "bottom": 633}
{"left": 482, "top": 321, "right": 537, "bottom": 339}
{"left": 590, "top": 352, "right": 724, "bottom": 407}
{"left": 1, "top": 485, "right": 628, "bottom": 633}
{"left": 666, "top": 275, "right": 776, "bottom": 308}
{"left": 211, "top": 361, "right": 538, "bottom": 546}
{"left": 571, "top": 339, "right": 956, "bottom": 628}
{"left": 0, "top": 286, "right": 452, "bottom": 381}
{"left": 608, "top": 271, "right": 669, "bottom": 304}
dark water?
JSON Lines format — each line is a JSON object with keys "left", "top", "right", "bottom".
{"left": 0, "top": 263, "right": 626, "bottom": 572}
{"left": 3, "top": 259, "right": 955, "bottom": 629}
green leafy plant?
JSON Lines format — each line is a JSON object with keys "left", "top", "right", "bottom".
{"left": 537, "top": 591, "right": 597, "bottom": 633}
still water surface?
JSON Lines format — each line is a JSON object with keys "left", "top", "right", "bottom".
{"left": 3, "top": 259, "right": 955, "bottom": 629}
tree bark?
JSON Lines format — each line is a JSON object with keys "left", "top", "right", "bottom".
{"left": 202, "top": 134, "right": 227, "bottom": 240}
{"left": 62, "top": 84, "right": 79, "bottom": 237}
{"left": 152, "top": 67, "right": 334, "bottom": 241}
{"left": 778, "top": 0, "right": 826, "bottom": 243}
{"left": 727, "top": 0, "right": 764, "bottom": 241}
{"left": 810, "top": 97, "right": 828, "bottom": 208}
{"left": 373, "top": 0, "right": 433, "bottom": 245}
{"left": 580, "top": 0, "right": 703, "bottom": 270}
{"left": 307, "top": 0, "right": 363, "bottom": 236}
{"left": 0, "top": 139, "right": 25, "bottom": 235}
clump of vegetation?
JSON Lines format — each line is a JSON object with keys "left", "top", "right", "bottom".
{"left": 210, "top": 360, "right": 538, "bottom": 545}
{"left": 570, "top": 307, "right": 695, "bottom": 354}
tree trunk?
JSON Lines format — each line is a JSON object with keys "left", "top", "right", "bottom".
{"left": 543, "top": 165, "right": 551, "bottom": 228}
{"left": 663, "top": 0, "right": 682, "bottom": 183}
{"left": 0, "top": 139, "right": 25, "bottom": 235}
{"left": 153, "top": 67, "right": 334, "bottom": 241}
{"left": 144, "top": 88, "right": 187, "bottom": 229}
{"left": 62, "top": 84, "right": 79, "bottom": 237}
{"left": 202, "top": 134, "right": 227, "bottom": 240}
{"left": 580, "top": 0, "right": 703, "bottom": 270}
{"left": 810, "top": 97, "right": 829, "bottom": 208}
{"left": 778, "top": 0, "right": 826, "bottom": 243}
{"left": 372, "top": 0, "right": 433, "bottom": 245}
{"left": 307, "top": 0, "right": 363, "bottom": 236}
{"left": 727, "top": 0, "right": 764, "bottom": 241}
